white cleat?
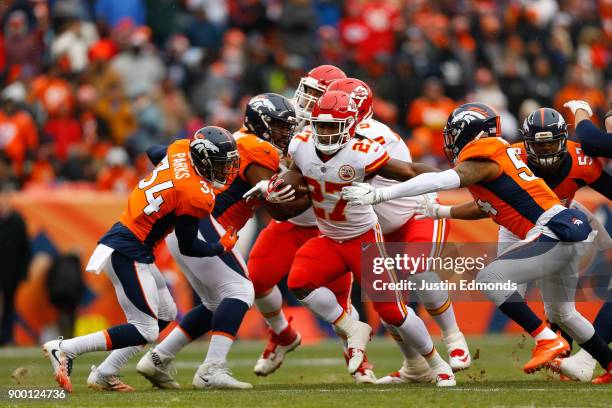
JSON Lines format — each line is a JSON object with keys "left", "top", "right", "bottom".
{"left": 136, "top": 350, "right": 180, "bottom": 389}
{"left": 344, "top": 321, "right": 372, "bottom": 374}
{"left": 375, "top": 356, "right": 434, "bottom": 384}
{"left": 431, "top": 360, "right": 456, "bottom": 387}
{"left": 443, "top": 331, "right": 471, "bottom": 372}
{"left": 193, "top": 361, "right": 253, "bottom": 390}
{"left": 352, "top": 360, "right": 377, "bottom": 384}
{"left": 87, "top": 365, "right": 135, "bottom": 392}
{"left": 42, "top": 339, "right": 73, "bottom": 393}
{"left": 549, "top": 349, "right": 597, "bottom": 382}
{"left": 254, "top": 326, "right": 301, "bottom": 376}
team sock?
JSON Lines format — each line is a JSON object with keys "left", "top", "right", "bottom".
{"left": 578, "top": 333, "right": 612, "bottom": 369}
{"left": 97, "top": 345, "right": 144, "bottom": 377}
{"left": 61, "top": 331, "right": 108, "bottom": 358}
{"left": 498, "top": 291, "right": 548, "bottom": 338}
{"left": 593, "top": 300, "right": 612, "bottom": 344}
{"left": 255, "top": 286, "right": 288, "bottom": 334}
{"left": 300, "top": 287, "right": 344, "bottom": 323}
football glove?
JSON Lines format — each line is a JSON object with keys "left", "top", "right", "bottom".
{"left": 341, "top": 182, "right": 385, "bottom": 206}
{"left": 266, "top": 173, "right": 295, "bottom": 203}
{"left": 563, "top": 100, "right": 593, "bottom": 117}
{"left": 219, "top": 226, "right": 239, "bottom": 252}
{"left": 414, "top": 194, "right": 451, "bottom": 220}
{"left": 243, "top": 180, "right": 268, "bottom": 201}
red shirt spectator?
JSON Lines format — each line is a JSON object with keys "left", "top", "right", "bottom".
{"left": 43, "top": 118, "right": 81, "bottom": 161}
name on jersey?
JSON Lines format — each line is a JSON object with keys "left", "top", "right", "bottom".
{"left": 171, "top": 152, "right": 191, "bottom": 179}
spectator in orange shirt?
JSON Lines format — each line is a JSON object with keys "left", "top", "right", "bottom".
{"left": 0, "top": 83, "right": 38, "bottom": 175}
{"left": 95, "top": 78, "right": 137, "bottom": 144}
{"left": 405, "top": 78, "right": 456, "bottom": 161}
{"left": 29, "top": 69, "right": 75, "bottom": 120}
{"left": 554, "top": 64, "right": 606, "bottom": 125}
{"left": 96, "top": 146, "right": 138, "bottom": 192}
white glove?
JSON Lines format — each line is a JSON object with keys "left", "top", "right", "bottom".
{"left": 564, "top": 100, "right": 593, "bottom": 117}
{"left": 266, "top": 174, "right": 295, "bottom": 203}
{"left": 341, "top": 182, "right": 385, "bottom": 206}
{"left": 414, "top": 195, "right": 452, "bottom": 220}
{"left": 242, "top": 180, "right": 269, "bottom": 201}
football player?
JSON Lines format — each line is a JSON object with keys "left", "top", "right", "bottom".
{"left": 273, "top": 90, "right": 456, "bottom": 386}
{"left": 415, "top": 107, "right": 612, "bottom": 382}
{"left": 43, "top": 127, "right": 240, "bottom": 392}
{"left": 342, "top": 103, "right": 612, "bottom": 383}
{"left": 242, "top": 66, "right": 365, "bottom": 381}
{"left": 327, "top": 78, "right": 471, "bottom": 382}
{"left": 134, "top": 93, "right": 302, "bottom": 390}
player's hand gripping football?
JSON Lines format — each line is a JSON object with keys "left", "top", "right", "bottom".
{"left": 341, "top": 182, "right": 385, "bottom": 206}
{"left": 266, "top": 173, "right": 295, "bottom": 203}
{"left": 219, "top": 226, "right": 239, "bottom": 252}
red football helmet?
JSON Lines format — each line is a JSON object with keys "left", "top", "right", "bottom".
{"left": 294, "top": 65, "right": 347, "bottom": 121}
{"left": 327, "top": 78, "right": 373, "bottom": 123}
{"left": 311, "top": 90, "right": 358, "bottom": 155}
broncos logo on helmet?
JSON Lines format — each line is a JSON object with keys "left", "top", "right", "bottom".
{"left": 191, "top": 126, "right": 240, "bottom": 188}
{"left": 443, "top": 103, "right": 500, "bottom": 163}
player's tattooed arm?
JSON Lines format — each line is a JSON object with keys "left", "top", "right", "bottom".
{"left": 451, "top": 201, "right": 489, "bottom": 220}
{"left": 453, "top": 159, "right": 500, "bottom": 187}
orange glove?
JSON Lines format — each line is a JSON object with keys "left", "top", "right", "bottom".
{"left": 219, "top": 226, "right": 238, "bottom": 252}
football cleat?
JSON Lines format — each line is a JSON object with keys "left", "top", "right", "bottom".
{"left": 375, "top": 357, "right": 434, "bottom": 385}
{"left": 430, "top": 360, "right": 456, "bottom": 387}
{"left": 344, "top": 320, "right": 373, "bottom": 374}
{"left": 42, "top": 339, "right": 73, "bottom": 393}
{"left": 254, "top": 321, "right": 301, "bottom": 376}
{"left": 87, "top": 365, "right": 134, "bottom": 392}
{"left": 549, "top": 350, "right": 596, "bottom": 382}
{"left": 344, "top": 352, "right": 376, "bottom": 384}
{"left": 523, "top": 334, "right": 570, "bottom": 374}
{"left": 136, "top": 350, "right": 180, "bottom": 389}
{"left": 443, "top": 331, "right": 471, "bottom": 372}
{"left": 592, "top": 362, "right": 612, "bottom": 384}
{"left": 193, "top": 361, "right": 252, "bottom": 389}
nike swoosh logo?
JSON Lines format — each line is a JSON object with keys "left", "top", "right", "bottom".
{"left": 459, "top": 355, "right": 469, "bottom": 363}
{"left": 549, "top": 341, "right": 566, "bottom": 352}
{"left": 51, "top": 349, "right": 62, "bottom": 364}
{"left": 199, "top": 376, "right": 209, "bottom": 383}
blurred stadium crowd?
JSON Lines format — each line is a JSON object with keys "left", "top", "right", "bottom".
{"left": 0, "top": 0, "right": 610, "bottom": 192}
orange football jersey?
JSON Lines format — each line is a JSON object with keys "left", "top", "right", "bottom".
{"left": 119, "top": 139, "right": 215, "bottom": 248}
{"left": 457, "top": 137, "right": 561, "bottom": 239}
{"left": 213, "top": 129, "right": 280, "bottom": 231}
{"left": 511, "top": 140, "right": 603, "bottom": 206}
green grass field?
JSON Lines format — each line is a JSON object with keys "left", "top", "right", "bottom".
{"left": 0, "top": 335, "right": 610, "bottom": 408}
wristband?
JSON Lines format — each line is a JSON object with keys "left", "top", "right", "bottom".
{"left": 437, "top": 205, "right": 452, "bottom": 219}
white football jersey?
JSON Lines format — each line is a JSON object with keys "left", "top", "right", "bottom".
{"left": 285, "top": 125, "right": 317, "bottom": 227}
{"left": 288, "top": 130, "right": 390, "bottom": 241}
{"left": 356, "top": 118, "right": 436, "bottom": 235}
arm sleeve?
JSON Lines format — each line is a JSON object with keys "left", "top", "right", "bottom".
{"left": 146, "top": 144, "right": 168, "bottom": 166}
{"left": 576, "top": 121, "right": 612, "bottom": 158}
{"left": 589, "top": 171, "right": 612, "bottom": 200}
{"left": 381, "top": 169, "right": 461, "bottom": 201}
{"left": 174, "top": 215, "right": 224, "bottom": 257}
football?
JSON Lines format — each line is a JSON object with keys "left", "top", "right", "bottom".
{"left": 277, "top": 169, "right": 310, "bottom": 200}
{"left": 265, "top": 169, "right": 312, "bottom": 219}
